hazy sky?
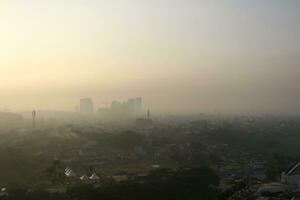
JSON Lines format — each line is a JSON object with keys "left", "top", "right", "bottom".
{"left": 0, "top": 0, "right": 300, "bottom": 114}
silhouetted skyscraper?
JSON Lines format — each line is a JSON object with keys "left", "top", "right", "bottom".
{"left": 80, "top": 98, "right": 94, "bottom": 114}
{"left": 97, "top": 97, "right": 143, "bottom": 120}
{"left": 135, "top": 97, "right": 142, "bottom": 115}
{"left": 128, "top": 97, "right": 142, "bottom": 116}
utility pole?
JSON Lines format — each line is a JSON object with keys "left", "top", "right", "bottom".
{"left": 32, "top": 110, "right": 36, "bottom": 129}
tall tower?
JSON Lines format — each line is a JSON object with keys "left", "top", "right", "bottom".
{"left": 80, "top": 98, "right": 94, "bottom": 114}
{"left": 32, "top": 110, "right": 36, "bottom": 129}
{"left": 135, "top": 97, "right": 142, "bottom": 115}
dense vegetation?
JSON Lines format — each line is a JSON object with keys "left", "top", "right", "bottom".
{"left": 0, "top": 115, "right": 300, "bottom": 198}
{"left": 1, "top": 167, "right": 219, "bottom": 200}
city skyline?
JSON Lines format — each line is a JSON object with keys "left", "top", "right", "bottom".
{"left": 0, "top": 1, "right": 300, "bottom": 199}
{"left": 1, "top": 0, "right": 300, "bottom": 114}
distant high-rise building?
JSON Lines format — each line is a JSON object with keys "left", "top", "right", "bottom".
{"left": 128, "top": 97, "right": 142, "bottom": 116}
{"left": 80, "top": 98, "right": 94, "bottom": 114}
{"left": 135, "top": 97, "right": 142, "bottom": 115}
{"left": 97, "top": 97, "right": 143, "bottom": 120}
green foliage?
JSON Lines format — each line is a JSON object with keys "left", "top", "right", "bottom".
{"left": 112, "top": 131, "right": 145, "bottom": 150}
{"left": 0, "top": 167, "right": 219, "bottom": 200}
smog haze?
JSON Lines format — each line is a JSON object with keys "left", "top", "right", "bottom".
{"left": 1, "top": 0, "right": 300, "bottom": 114}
